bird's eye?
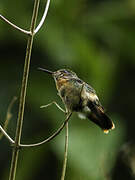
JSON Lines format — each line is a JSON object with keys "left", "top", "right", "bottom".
{"left": 63, "top": 70, "right": 68, "bottom": 73}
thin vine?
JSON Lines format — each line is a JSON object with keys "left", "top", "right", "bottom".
{"left": 0, "top": 0, "right": 69, "bottom": 180}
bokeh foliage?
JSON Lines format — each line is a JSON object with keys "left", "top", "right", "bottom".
{"left": 0, "top": 0, "right": 135, "bottom": 179}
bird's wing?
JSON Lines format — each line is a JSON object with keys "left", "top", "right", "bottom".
{"left": 87, "top": 100, "right": 115, "bottom": 133}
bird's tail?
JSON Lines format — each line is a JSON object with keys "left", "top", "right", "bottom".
{"left": 87, "top": 101, "right": 115, "bottom": 134}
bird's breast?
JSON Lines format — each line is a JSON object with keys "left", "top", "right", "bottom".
{"left": 56, "top": 78, "right": 82, "bottom": 111}
{"left": 55, "top": 78, "right": 69, "bottom": 91}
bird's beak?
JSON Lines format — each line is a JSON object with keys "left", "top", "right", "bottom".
{"left": 38, "top": 67, "right": 54, "bottom": 75}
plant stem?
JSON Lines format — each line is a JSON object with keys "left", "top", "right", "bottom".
{"left": 0, "top": 125, "right": 14, "bottom": 143}
{"left": 61, "top": 122, "right": 69, "bottom": 180}
{"left": 0, "top": 113, "right": 72, "bottom": 148}
{"left": 34, "top": 0, "right": 50, "bottom": 34}
{"left": 0, "top": 14, "right": 30, "bottom": 35}
{"left": 20, "top": 113, "right": 72, "bottom": 148}
{"left": 9, "top": 1, "right": 40, "bottom": 180}
{"left": 0, "top": 96, "right": 17, "bottom": 140}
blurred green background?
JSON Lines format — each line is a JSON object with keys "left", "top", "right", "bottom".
{"left": 0, "top": 0, "right": 135, "bottom": 179}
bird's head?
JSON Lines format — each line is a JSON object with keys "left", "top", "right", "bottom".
{"left": 38, "top": 68, "right": 77, "bottom": 80}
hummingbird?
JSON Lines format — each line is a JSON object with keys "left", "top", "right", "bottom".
{"left": 38, "top": 68, "right": 115, "bottom": 134}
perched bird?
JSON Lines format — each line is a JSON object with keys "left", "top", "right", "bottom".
{"left": 39, "top": 68, "right": 115, "bottom": 134}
